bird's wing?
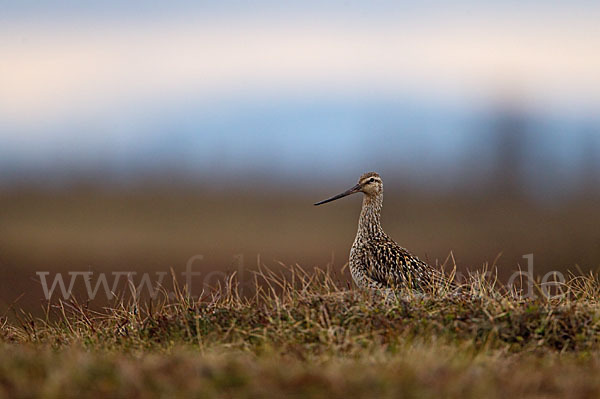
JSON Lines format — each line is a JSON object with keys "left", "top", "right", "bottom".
{"left": 365, "top": 236, "right": 442, "bottom": 290}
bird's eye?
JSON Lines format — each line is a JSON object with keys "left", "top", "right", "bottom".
{"left": 369, "top": 178, "right": 375, "bottom": 183}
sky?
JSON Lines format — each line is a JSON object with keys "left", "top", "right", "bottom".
{"left": 0, "top": 1, "right": 599, "bottom": 187}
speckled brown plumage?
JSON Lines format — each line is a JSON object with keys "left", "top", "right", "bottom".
{"left": 316, "top": 172, "right": 446, "bottom": 293}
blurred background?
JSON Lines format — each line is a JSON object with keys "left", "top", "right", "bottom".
{"left": 1, "top": 1, "right": 599, "bottom": 312}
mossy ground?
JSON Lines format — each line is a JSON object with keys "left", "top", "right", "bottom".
{"left": 2, "top": 265, "right": 600, "bottom": 398}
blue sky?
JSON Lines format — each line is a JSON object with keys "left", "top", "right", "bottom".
{"left": 0, "top": 1, "right": 598, "bottom": 187}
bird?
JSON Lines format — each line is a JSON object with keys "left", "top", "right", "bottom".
{"left": 314, "top": 172, "right": 448, "bottom": 294}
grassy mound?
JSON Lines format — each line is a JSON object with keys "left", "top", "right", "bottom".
{"left": 2, "top": 265, "right": 600, "bottom": 398}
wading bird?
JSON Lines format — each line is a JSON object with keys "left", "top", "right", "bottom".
{"left": 315, "top": 172, "right": 447, "bottom": 293}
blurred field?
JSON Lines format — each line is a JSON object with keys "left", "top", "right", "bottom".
{"left": 1, "top": 184, "right": 599, "bottom": 313}
{"left": 4, "top": 341, "right": 600, "bottom": 398}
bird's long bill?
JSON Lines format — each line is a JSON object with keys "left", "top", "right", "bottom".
{"left": 314, "top": 183, "right": 361, "bottom": 206}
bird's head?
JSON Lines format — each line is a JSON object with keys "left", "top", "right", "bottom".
{"left": 314, "top": 172, "right": 383, "bottom": 206}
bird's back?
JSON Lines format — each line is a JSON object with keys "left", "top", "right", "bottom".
{"left": 350, "top": 234, "right": 444, "bottom": 292}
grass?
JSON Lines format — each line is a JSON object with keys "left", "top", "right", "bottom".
{"left": 3, "top": 264, "right": 600, "bottom": 398}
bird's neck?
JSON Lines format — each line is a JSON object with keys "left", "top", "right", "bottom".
{"left": 357, "top": 192, "right": 384, "bottom": 238}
